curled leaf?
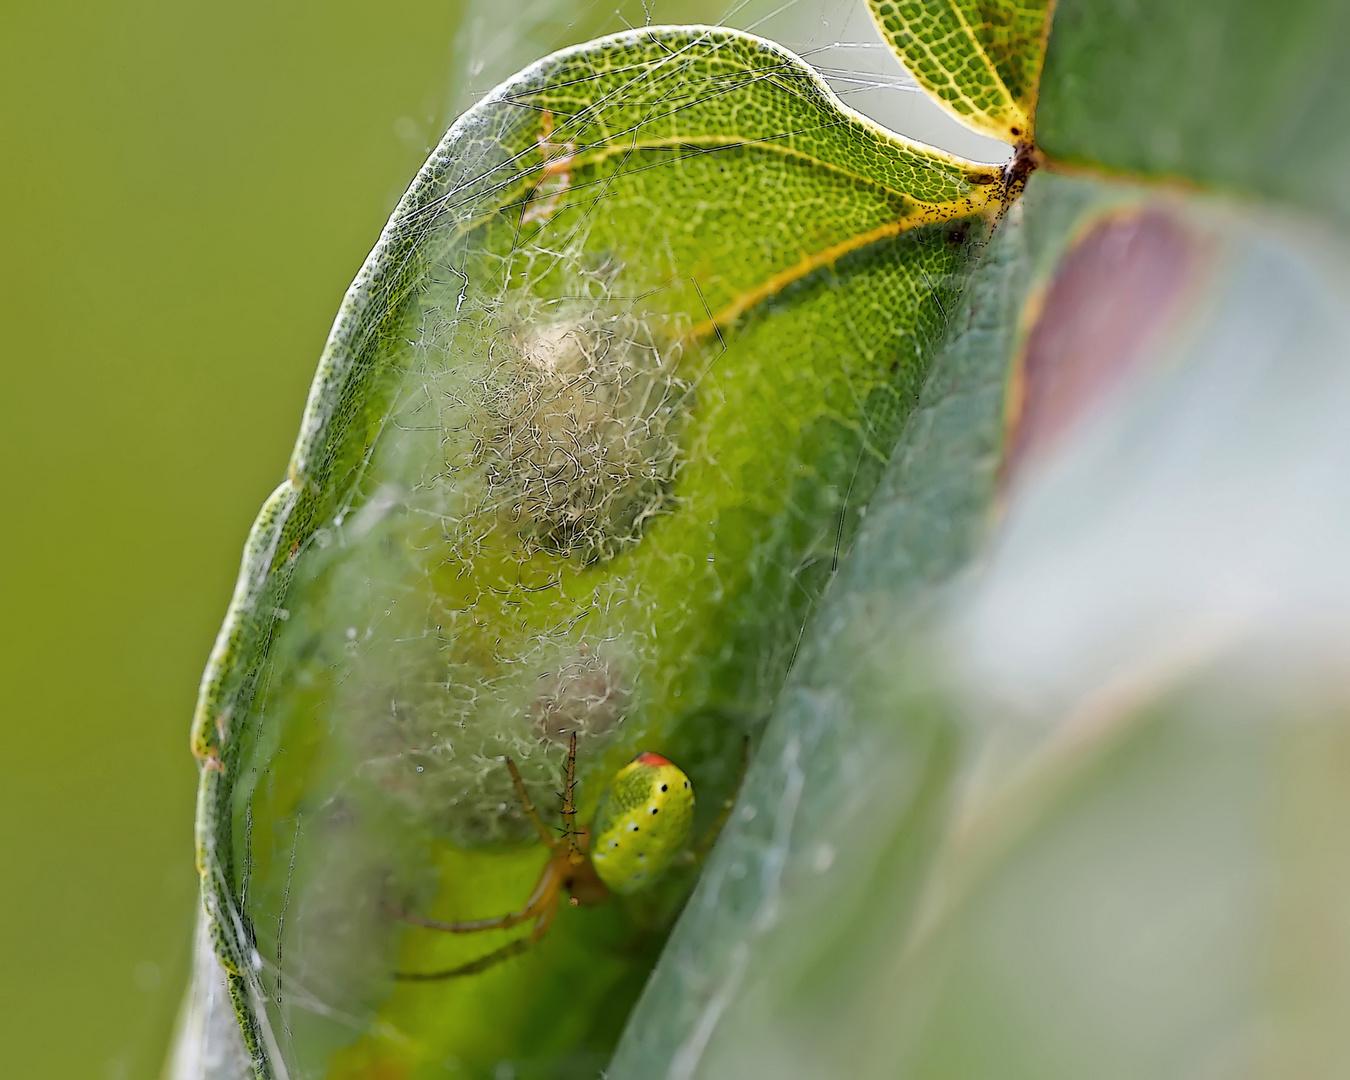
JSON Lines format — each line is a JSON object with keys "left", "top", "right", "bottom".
{"left": 191, "top": 25, "right": 999, "bottom": 1078}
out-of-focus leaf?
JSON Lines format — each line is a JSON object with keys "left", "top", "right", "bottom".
{"left": 1037, "top": 0, "right": 1350, "bottom": 229}
{"left": 190, "top": 25, "right": 1001, "bottom": 1080}
{"left": 608, "top": 158, "right": 1046, "bottom": 1080}
{"left": 866, "top": 0, "right": 1054, "bottom": 143}
{"left": 611, "top": 172, "right": 1350, "bottom": 1078}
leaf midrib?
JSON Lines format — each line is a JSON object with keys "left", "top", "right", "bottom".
{"left": 394, "top": 135, "right": 998, "bottom": 344}
{"left": 565, "top": 133, "right": 985, "bottom": 206}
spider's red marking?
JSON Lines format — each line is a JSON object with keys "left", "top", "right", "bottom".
{"left": 635, "top": 752, "right": 672, "bottom": 767}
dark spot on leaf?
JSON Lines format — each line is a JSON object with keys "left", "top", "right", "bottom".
{"left": 1004, "top": 208, "right": 1207, "bottom": 484}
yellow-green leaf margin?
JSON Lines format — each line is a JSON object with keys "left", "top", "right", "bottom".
{"left": 869, "top": 0, "right": 1056, "bottom": 144}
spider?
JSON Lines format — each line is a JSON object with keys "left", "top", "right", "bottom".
{"left": 390, "top": 731, "right": 707, "bottom": 980}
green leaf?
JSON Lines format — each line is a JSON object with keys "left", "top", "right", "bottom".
{"left": 1036, "top": 0, "right": 1350, "bottom": 228}
{"left": 608, "top": 160, "right": 1043, "bottom": 1080}
{"left": 191, "top": 25, "right": 1000, "bottom": 1079}
{"left": 609, "top": 172, "right": 1350, "bottom": 1077}
{"left": 867, "top": 0, "right": 1054, "bottom": 144}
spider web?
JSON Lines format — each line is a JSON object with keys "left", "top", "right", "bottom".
{"left": 171, "top": 2, "right": 1006, "bottom": 1077}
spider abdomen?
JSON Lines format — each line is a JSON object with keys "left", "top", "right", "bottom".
{"left": 589, "top": 752, "right": 694, "bottom": 894}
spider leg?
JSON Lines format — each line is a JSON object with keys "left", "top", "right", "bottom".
{"left": 392, "top": 858, "right": 565, "bottom": 981}
{"left": 385, "top": 855, "right": 566, "bottom": 934}
{"left": 385, "top": 903, "right": 538, "bottom": 934}
{"left": 528, "top": 892, "right": 557, "bottom": 940}
{"left": 560, "top": 731, "right": 579, "bottom": 856}
{"left": 393, "top": 935, "right": 536, "bottom": 981}
{"left": 388, "top": 741, "right": 586, "bottom": 982}
{"left": 505, "top": 755, "right": 557, "bottom": 848}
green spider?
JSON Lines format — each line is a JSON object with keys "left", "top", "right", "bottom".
{"left": 392, "top": 732, "right": 702, "bottom": 980}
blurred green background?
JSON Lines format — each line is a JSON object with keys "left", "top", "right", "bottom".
{"left": 0, "top": 2, "right": 468, "bottom": 1075}
{"left": 0, "top": 1, "right": 993, "bottom": 1075}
